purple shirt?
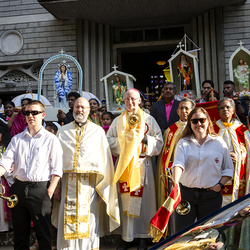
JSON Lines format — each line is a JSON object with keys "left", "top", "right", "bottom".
{"left": 165, "top": 99, "right": 174, "bottom": 122}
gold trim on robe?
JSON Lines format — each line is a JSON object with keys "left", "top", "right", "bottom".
{"left": 215, "top": 119, "right": 250, "bottom": 206}
{"left": 64, "top": 173, "right": 91, "bottom": 240}
{"left": 57, "top": 121, "right": 120, "bottom": 240}
{"left": 155, "top": 121, "right": 185, "bottom": 209}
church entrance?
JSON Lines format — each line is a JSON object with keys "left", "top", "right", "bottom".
{"left": 119, "top": 46, "right": 174, "bottom": 102}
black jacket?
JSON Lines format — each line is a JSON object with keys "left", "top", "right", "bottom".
{"left": 150, "top": 99, "right": 180, "bottom": 134}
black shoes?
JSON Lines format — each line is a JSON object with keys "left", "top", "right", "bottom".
{"left": 137, "top": 238, "right": 148, "bottom": 250}
{"left": 116, "top": 240, "right": 132, "bottom": 250}
{"left": 116, "top": 238, "right": 148, "bottom": 250}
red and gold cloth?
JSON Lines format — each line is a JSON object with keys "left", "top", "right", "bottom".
{"left": 148, "top": 183, "right": 181, "bottom": 243}
{"left": 196, "top": 100, "right": 220, "bottom": 124}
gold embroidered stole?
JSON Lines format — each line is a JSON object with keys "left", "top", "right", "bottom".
{"left": 114, "top": 109, "right": 146, "bottom": 217}
{"left": 161, "top": 121, "right": 184, "bottom": 200}
{"left": 64, "top": 121, "right": 91, "bottom": 240}
{"left": 162, "top": 121, "right": 184, "bottom": 172}
{"left": 64, "top": 173, "right": 91, "bottom": 240}
{"left": 72, "top": 121, "right": 88, "bottom": 172}
{"left": 113, "top": 108, "right": 145, "bottom": 191}
{"left": 119, "top": 161, "right": 145, "bottom": 218}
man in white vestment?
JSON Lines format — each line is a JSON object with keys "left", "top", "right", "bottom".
{"left": 214, "top": 97, "right": 250, "bottom": 207}
{"left": 107, "top": 89, "right": 163, "bottom": 250}
{"left": 56, "top": 97, "right": 120, "bottom": 250}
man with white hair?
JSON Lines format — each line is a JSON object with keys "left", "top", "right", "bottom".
{"left": 215, "top": 97, "right": 250, "bottom": 206}
{"left": 56, "top": 97, "right": 120, "bottom": 250}
{"left": 107, "top": 89, "right": 163, "bottom": 250}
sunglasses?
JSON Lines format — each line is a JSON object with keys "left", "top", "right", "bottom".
{"left": 191, "top": 118, "right": 206, "bottom": 124}
{"left": 23, "top": 111, "right": 43, "bottom": 116}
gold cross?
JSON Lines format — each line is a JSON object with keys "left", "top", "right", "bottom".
{"left": 69, "top": 201, "right": 75, "bottom": 208}
{"left": 69, "top": 173, "right": 75, "bottom": 180}
{"left": 80, "top": 203, "right": 88, "bottom": 210}
{"left": 82, "top": 173, "right": 89, "bottom": 180}
{"left": 145, "top": 87, "right": 155, "bottom": 99}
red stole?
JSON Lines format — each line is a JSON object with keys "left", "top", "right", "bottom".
{"left": 161, "top": 122, "right": 183, "bottom": 200}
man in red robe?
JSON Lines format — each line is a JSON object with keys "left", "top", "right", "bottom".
{"left": 155, "top": 98, "right": 195, "bottom": 209}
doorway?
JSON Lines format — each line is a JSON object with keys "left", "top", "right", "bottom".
{"left": 120, "top": 45, "right": 175, "bottom": 102}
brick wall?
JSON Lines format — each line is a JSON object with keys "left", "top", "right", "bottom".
{"left": 0, "top": 0, "right": 48, "bottom": 17}
{"left": 223, "top": 0, "right": 250, "bottom": 78}
{"left": 0, "top": 0, "right": 78, "bottom": 105}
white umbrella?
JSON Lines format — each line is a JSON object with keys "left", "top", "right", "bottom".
{"left": 12, "top": 93, "right": 52, "bottom": 109}
{"left": 81, "top": 91, "right": 102, "bottom": 105}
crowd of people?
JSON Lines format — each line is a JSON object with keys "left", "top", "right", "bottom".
{"left": 0, "top": 78, "right": 249, "bottom": 250}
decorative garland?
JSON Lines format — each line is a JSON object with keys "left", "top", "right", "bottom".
{"left": 54, "top": 70, "right": 73, "bottom": 101}
{"left": 234, "top": 65, "right": 250, "bottom": 89}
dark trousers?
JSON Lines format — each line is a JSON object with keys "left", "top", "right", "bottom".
{"left": 9, "top": 179, "right": 52, "bottom": 250}
{"left": 173, "top": 184, "right": 222, "bottom": 234}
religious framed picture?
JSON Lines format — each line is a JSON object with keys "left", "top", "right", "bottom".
{"left": 168, "top": 49, "right": 201, "bottom": 97}
{"left": 100, "top": 66, "right": 135, "bottom": 113}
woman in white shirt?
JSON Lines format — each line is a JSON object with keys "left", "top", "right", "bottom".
{"left": 172, "top": 107, "right": 234, "bottom": 234}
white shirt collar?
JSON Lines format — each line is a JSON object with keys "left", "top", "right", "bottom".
{"left": 185, "top": 134, "right": 217, "bottom": 143}
{"left": 179, "top": 120, "right": 187, "bottom": 126}
{"left": 23, "top": 126, "right": 45, "bottom": 138}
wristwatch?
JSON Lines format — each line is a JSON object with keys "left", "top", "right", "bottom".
{"left": 218, "top": 182, "right": 225, "bottom": 190}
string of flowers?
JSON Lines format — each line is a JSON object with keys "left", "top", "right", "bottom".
{"left": 234, "top": 66, "right": 250, "bottom": 89}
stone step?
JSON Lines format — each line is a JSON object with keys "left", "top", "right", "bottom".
{"left": 0, "top": 231, "right": 36, "bottom": 247}
{"left": 0, "top": 231, "right": 156, "bottom": 249}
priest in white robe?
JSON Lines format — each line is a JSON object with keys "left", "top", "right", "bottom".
{"left": 107, "top": 89, "right": 163, "bottom": 250}
{"left": 56, "top": 97, "right": 120, "bottom": 250}
{"left": 214, "top": 97, "right": 250, "bottom": 207}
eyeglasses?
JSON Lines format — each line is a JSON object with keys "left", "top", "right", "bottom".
{"left": 23, "top": 111, "right": 43, "bottom": 116}
{"left": 191, "top": 118, "right": 206, "bottom": 124}
{"left": 124, "top": 98, "right": 139, "bottom": 102}
{"left": 219, "top": 106, "right": 232, "bottom": 110}
{"left": 178, "top": 107, "right": 191, "bottom": 111}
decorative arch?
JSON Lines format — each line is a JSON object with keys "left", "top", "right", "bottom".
{"left": 38, "top": 53, "right": 83, "bottom": 100}
{"left": 229, "top": 41, "right": 250, "bottom": 91}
